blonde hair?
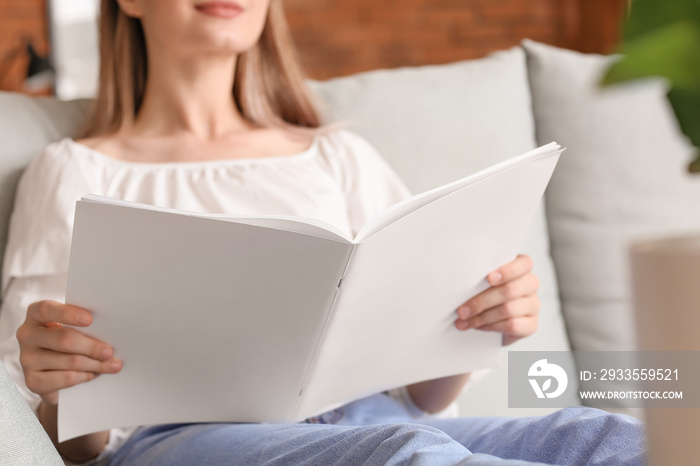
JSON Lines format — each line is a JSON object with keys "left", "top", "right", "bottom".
{"left": 78, "top": 0, "right": 321, "bottom": 138}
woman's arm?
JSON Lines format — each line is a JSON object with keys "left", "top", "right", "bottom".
{"left": 16, "top": 300, "right": 122, "bottom": 462}
{"left": 407, "top": 254, "right": 540, "bottom": 412}
{"left": 407, "top": 373, "right": 471, "bottom": 413}
{"left": 38, "top": 401, "right": 109, "bottom": 463}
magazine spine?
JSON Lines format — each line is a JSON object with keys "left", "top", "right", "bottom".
{"left": 291, "top": 243, "right": 357, "bottom": 420}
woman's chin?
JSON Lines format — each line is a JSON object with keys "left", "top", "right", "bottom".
{"left": 171, "top": 32, "right": 258, "bottom": 58}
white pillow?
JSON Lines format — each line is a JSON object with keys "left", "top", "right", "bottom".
{"left": 524, "top": 39, "right": 700, "bottom": 415}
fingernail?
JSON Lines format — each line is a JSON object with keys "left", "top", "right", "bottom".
{"left": 77, "top": 313, "right": 90, "bottom": 326}
{"left": 489, "top": 272, "right": 502, "bottom": 285}
{"left": 101, "top": 348, "right": 112, "bottom": 360}
{"left": 457, "top": 320, "right": 470, "bottom": 330}
{"left": 109, "top": 361, "right": 121, "bottom": 372}
{"left": 458, "top": 305, "right": 471, "bottom": 319}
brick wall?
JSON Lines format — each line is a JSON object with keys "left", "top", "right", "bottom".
{"left": 0, "top": 0, "right": 50, "bottom": 94}
{"left": 285, "top": 0, "right": 570, "bottom": 79}
{"left": 284, "top": 0, "right": 627, "bottom": 79}
{"left": 0, "top": 0, "right": 627, "bottom": 91}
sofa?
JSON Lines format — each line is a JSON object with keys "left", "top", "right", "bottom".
{"left": 2, "top": 39, "right": 700, "bottom": 462}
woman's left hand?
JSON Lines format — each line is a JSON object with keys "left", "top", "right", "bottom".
{"left": 454, "top": 254, "right": 540, "bottom": 346}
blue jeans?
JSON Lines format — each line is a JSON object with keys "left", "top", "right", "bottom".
{"left": 108, "top": 393, "right": 646, "bottom": 465}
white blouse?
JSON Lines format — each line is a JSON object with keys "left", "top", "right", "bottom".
{"left": 0, "top": 129, "right": 451, "bottom": 463}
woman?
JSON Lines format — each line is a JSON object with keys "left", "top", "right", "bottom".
{"left": 1, "top": 0, "right": 645, "bottom": 464}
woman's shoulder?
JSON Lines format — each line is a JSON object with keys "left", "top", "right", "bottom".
{"left": 21, "top": 138, "right": 78, "bottom": 182}
{"left": 71, "top": 136, "right": 111, "bottom": 153}
{"left": 22, "top": 137, "right": 102, "bottom": 189}
{"left": 36, "top": 137, "right": 75, "bottom": 160}
{"left": 4, "top": 138, "right": 96, "bottom": 292}
{"left": 316, "top": 128, "right": 391, "bottom": 172}
{"left": 318, "top": 128, "right": 374, "bottom": 150}
{"left": 314, "top": 128, "right": 384, "bottom": 167}
{"left": 28, "top": 136, "right": 99, "bottom": 174}
{"left": 17, "top": 138, "right": 97, "bottom": 206}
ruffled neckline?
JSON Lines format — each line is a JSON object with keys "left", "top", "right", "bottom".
{"left": 62, "top": 135, "right": 321, "bottom": 170}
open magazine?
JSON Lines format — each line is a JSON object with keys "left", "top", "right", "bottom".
{"left": 59, "top": 142, "right": 563, "bottom": 441}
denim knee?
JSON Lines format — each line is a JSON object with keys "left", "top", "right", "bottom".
{"left": 359, "top": 423, "right": 471, "bottom": 466}
{"left": 553, "top": 405, "right": 644, "bottom": 429}
{"left": 533, "top": 406, "right": 646, "bottom": 466}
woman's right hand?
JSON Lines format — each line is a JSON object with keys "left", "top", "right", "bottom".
{"left": 16, "top": 300, "right": 122, "bottom": 406}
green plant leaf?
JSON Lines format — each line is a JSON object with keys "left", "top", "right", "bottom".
{"left": 667, "top": 88, "right": 700, "bottom": 172}
{"left": 602, "top": 21, "right": 700, "bottom": 92}
{"left": 605, "top": 0, "right": 700, "bottom": 173}
{"left": 622, "top": 0, "right": 700, "bottom": 41}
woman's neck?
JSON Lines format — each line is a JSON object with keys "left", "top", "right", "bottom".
{"left": 132, "top": 48, "right": 250, "bottom": 140}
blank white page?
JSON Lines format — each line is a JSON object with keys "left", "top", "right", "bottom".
{"left": 355, "top": 143, "right": 561, "bottom": 242}
{"left": 81, "top": 195, "right": 353, "bottom": 243}
{"left": 300, "top": 150, "right": 560, "bottom": 417}
{"left": 60, "top": 201, "right": 354, "bottom": 441}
